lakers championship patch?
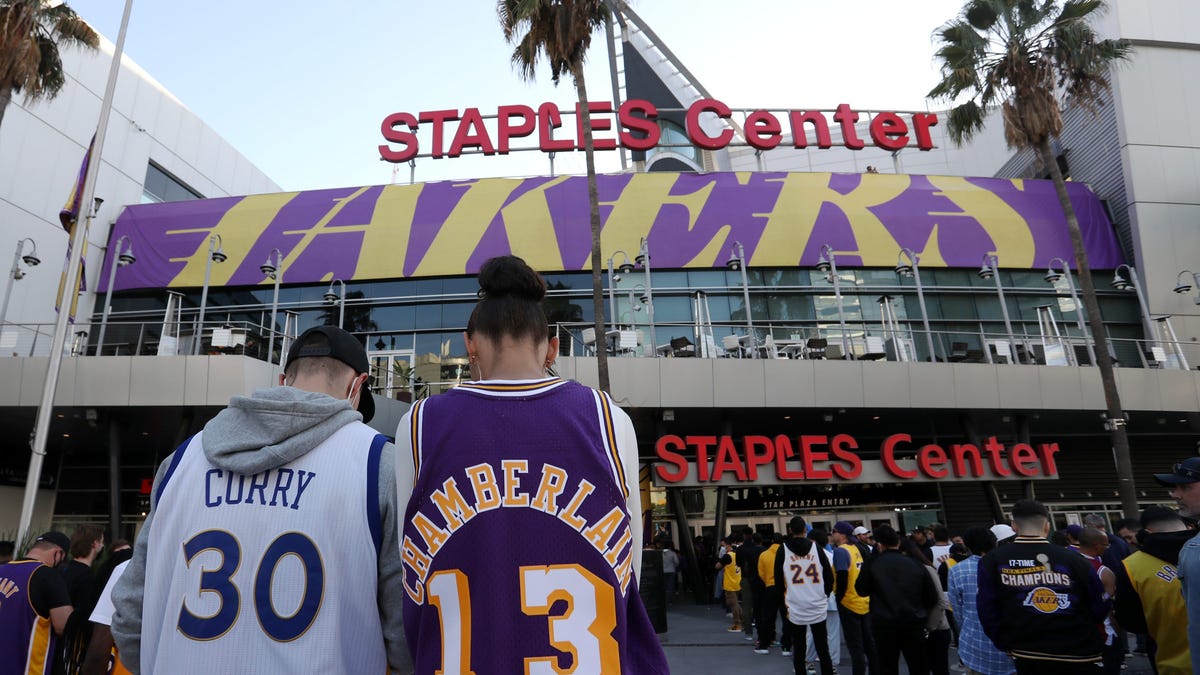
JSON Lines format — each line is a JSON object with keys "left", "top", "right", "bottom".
{"left": 1022, "top": 586, "right": 1071, "bottom": 613}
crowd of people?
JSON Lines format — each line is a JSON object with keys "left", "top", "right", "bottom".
{"left": 706, "top": 476, "right": 1200, "bottom": 675}
{"left": 0, "top": 527, "right": 134, "bottom": 675}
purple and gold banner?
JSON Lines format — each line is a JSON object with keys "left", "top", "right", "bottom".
{"left": 101, "top": 172, "right": 1123, "bottom": 292}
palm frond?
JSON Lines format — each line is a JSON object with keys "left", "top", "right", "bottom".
{"left": 498, "top": 0, "right": 608, "bottom": 87}
{"left": 0, "top": 0, "right": 98, "bottom": 107}
{"left": 945, "top": 99, "right": 987, "bottom": 145}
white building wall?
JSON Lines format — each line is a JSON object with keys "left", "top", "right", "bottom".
{"left": 1100, "top": 0, "right": 1200, "bottom": 344}
{"left": 0, "top": 32, "right": 278, "bottom": 341}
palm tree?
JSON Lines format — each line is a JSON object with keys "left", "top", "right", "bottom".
{"left": 0, "top": 0, "right": 99, "bottom": 131}
{"left": 498, "top": 0, "right": 612, "bottom": 393}
{"left": 928, "top": 0, "right": 1136, "bottom": 517}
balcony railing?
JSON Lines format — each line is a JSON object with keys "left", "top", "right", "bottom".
{"left": 552, "top": 321, "right": 1200, "bottom": 371}
{"left": 1, "top": 318, "right": 1196, "bottom": 374}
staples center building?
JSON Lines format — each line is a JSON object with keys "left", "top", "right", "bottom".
{"left": 2, "top": 1, "right": 1198, "bottom": 547}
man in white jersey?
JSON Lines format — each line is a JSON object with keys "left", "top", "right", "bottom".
{"left": 111, "top": 326, "right": 411, "bottom": 674}
{"left": 775, "top": 516, "right": 835, "bottom": 675}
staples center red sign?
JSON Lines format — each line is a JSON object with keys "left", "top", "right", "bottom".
{"left": 653, "top": 433, "right": 1061, "bottom": 487}
{"left": 378, "top": 99, "right": 939, "bottom": 163}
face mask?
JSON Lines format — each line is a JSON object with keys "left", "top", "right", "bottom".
{"left": 346, "top": 378, "right": 361, "bottom": 404}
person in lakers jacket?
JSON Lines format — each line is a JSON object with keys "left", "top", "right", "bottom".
{"left": 977, "top": 500, "right": 1109, "bottom": 674}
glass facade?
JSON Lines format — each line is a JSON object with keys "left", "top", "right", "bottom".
{"left": 98, "top": 265, "right": 1145, "bottom": 381}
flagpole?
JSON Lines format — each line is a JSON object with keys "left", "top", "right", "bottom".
{"left": 17, "top": 0, "right": 136, "bottom": 545}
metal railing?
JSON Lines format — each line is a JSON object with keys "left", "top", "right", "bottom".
{"left": 0, "top": 320, "right": 284, "bottom": 360}
{"left": 2, "top": 319, "right": 1196, "bottom": 374}
{"left": 552, "top": 320, "right": 1200, "bottom": 371}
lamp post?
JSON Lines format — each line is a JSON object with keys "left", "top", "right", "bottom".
{"left": 815, "top": 243, "right": 849, "bottom": 357}
{"left": 1045, "top": 258, "right": 1095, "bottom": 366}
{"left": 895, "top": 248, "right": 937, "bottom": 361}
{"left": 726, "top": 241, "right": 758, "bottom": 357}
{"left": 192, "top": 234, "right": 227, "bottom": 355}
{"left": 1112, "top": 264, "right": 1155, "bottom": 342}
{"left": 607, "top": 250, "right": 634, "bottom": 333}
{"left": 0, "top": 238, "right": 41, "bottom": 329}
{"left": 260, "top": 248, "right": 283, "bottom": 364}
{"left": 95, "top": 236, "right": 136, "bottom": 354}
{"left": 324, "top": 279, "right": 346, "bottom": 329}
{"left": 978, "top": 253, "right": 1017, "bottom": 356}
{"left": 1172, "top": 269, "right": 1200, "bottom": 304}
{"left": 635, "top": 237, "right": 658, "bottom": 356}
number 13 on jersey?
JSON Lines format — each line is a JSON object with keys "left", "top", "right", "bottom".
{"left": 428, "top": 564, "right": 621, "bottom": 675}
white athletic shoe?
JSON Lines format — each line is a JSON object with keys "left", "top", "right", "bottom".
{"left": 753, "top": 648, "right": 769, "bottom": 655}
{"left": 781, "top": 650, "right": 793, "bottom": 657}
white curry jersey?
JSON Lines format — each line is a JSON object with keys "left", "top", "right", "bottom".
{"left": 138, "top": 423, "right": 387, "bottom": 674}
{"left": 783, "top": 543, "right": 829, "bottom": 626}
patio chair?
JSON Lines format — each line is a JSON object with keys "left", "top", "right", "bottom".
{"left": 670, "top": 336, "right": 696, "bottom": 358}
{"left": 805, "top": 338, "right": 827, "bottom": 359}
{"left": 722, "top": 334, "right": 744, "bottom": 358}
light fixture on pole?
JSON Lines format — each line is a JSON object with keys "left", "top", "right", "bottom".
{"left": 260, "top": 248, "right": 283, "bottom": 364}
{"left": 192, "top": 234, "right": 226, "bottom": 355}
{"left": 1045, "top": 257, "right": 1095, "bottom": 366}
{"left": 978, "top": 253, "right": 1017, "bottom": 355}
{"left": 0, "top": 238, "right": 40, "bottom": 329}
{"left": 1172, "top": 269, "right": 1200, "bottom": 304}
{"left": 635, "top": 237, "right": 658, "bottom": 356}
{"left": 95, "top": 236, "right": 136, "bottom": 354}
{"left": 817, "top": 243, "right": 849, "bottom": 357}
{"left": 324, "top": 279, "right": 346, "bottom": 329}
{"left": 606, "top": 250, "right": 633, "bottom": 334}
{"left": 726, "top": 240, "right": 757, "bottom": 357}
{"left": 1112, "top": 264, "right": 1155, "bottom": 341}
{"left": 895, "top": 248, "right": 938, "bottom": 361}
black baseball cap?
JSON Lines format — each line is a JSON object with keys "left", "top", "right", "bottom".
{"left": 285, "top": 326, "right": 375, "bottom": 423}
{"left": 35, "top": 531, "right": 70, "bottom": 553}
{"left": 1154, "top": 457, "right": 1200, "bottom": 486}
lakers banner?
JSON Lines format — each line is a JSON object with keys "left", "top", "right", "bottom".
{"left": 100, "top": 172, "right": 1123, "bottom": 292}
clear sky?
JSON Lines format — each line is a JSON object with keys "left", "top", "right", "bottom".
{"left": 65, "top": 0, "right": 968, "bottom": 192}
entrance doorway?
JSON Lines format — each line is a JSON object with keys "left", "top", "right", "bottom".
{"left": 367, "top": 349, "right": 415, "bottom": 402}
{"left": 689, "top": 510, "right": 900, "bottom": 543}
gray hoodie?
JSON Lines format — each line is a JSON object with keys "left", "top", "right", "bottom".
{"left": 110, "top": 387, "right": 411, "bottom": 673}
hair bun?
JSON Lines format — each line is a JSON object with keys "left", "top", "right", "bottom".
{"left": 477, "top": 255, "right": 546, "bottom": 302}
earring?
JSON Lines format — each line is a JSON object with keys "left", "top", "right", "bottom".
{"left": 469, "top": 354, "right": 477, "bottom": 363}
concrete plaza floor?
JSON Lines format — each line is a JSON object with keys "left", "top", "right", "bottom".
{"left": 658, "top": 600, "right": 1157, "bottom": 674}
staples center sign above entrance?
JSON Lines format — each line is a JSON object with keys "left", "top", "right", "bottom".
{"left": 653, "top": 433, "right": 1060, "bottom": 487}
{"left": 378, "top": 99, "right": 939, "bottom": 163}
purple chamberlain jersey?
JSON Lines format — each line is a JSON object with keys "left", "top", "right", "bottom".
{"left": 397, "top": 377, "right": 668, "bottom": 675}
{"left": 0, "top": 561, "right": 57, "bottom": 675}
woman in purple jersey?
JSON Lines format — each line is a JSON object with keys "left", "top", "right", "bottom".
{"left": 395, "top": 256, "right": 669, "bottom": 675}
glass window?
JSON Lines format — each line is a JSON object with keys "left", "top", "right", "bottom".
{"left": 141, "top": 162, "right": 203, "bottom": 203}
{"left": 646, "top": 120, "right": 700, "bottom": 166}
{"left": 765, "top": 293, "right": 814, "bottom": 322}
{"left": 441, "top": 302, "right": 473, "bottom": 328}
{"left": 414, "top": 304, "right": 441, "bottom": 329}
{"left": 758, "top": 269, "right": 805, "bottom": 288}
{"left": 1099, "top": 296, "right": 1140, "bottom": 323}
{"left": 441, "top": 277, "right": 477, "bottom": 296}
{"left": 932, "top": 268, "right": 973, "bottom": 288}
{"left": 651, "top": 295, "right": 693, "bottom": 324}
{"left": 938, "top": 294, "right": 977, "bottom": 321}
{"left": 687, "top": 270, "right": 730, "bottom": 289}
{"left": 649, "top": 271, "right": 689, "bottom": 290}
